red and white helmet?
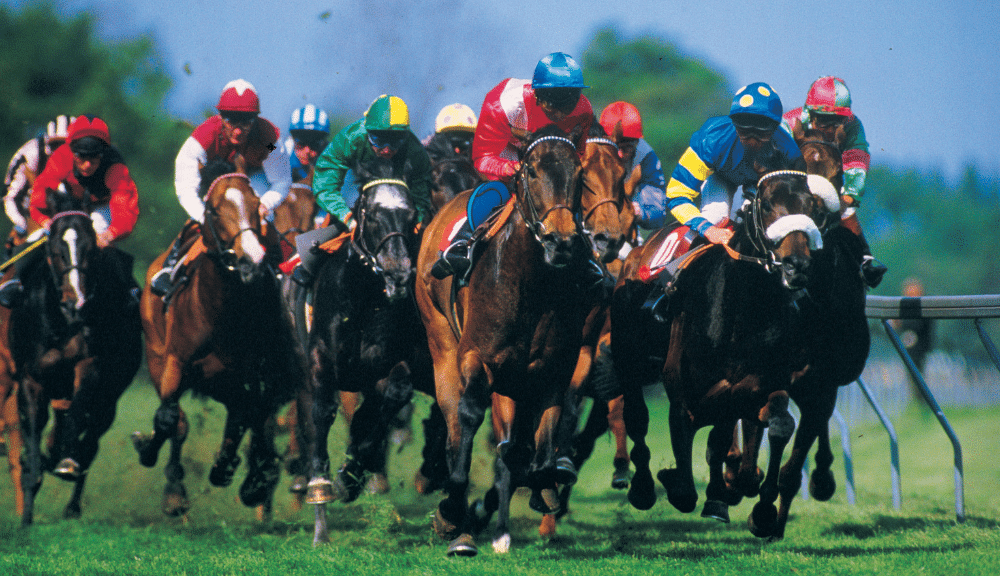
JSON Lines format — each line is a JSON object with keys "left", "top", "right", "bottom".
{"left": 599, "top": 101, "right": 643, "bottom": 139}
{"left": 805, "top": 76, "right": 853, "bottom": 119}
{"left": 216, "top": 79, "right": 261, "bottom": 113}
{"left": 68, "top": 115, "right": 111, "bottom": 145}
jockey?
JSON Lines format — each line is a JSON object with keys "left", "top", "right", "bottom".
{"left": 0, "top": 115, "right": 140, "bottom": 307}
{"left": 3, "top": 115, "right": 74, "bottom": 254}
{"left": 598, "top": 101, "right": 669, "bottom": 232}
{"left": 782, "top": 76, "right": 886, "bottom": 288}
{"left": 150, "top": 79, "right": 291, "bottom": 297}
{"left": 312, "top": 94, "right": 433, "bottom": 229}
{"left": 665, "top": 82, "right": 802, "bottom": 247}
{"left": 282, "top": 103, "right": 330, "bottom": 183}
{"left": 423, "top": 103, "right": 477, "bottom": 163}
{"left": 431, "top": 52, "right": 594, "bottom": 281}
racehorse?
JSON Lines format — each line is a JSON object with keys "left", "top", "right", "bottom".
{"left": 271, "top": 167, "right": 318, "bottom": 262}
{"left": 1, "top": 190, "right": 142, "bottom": 526}
{"left": 610, "top": 170, "right": 827, "bottom": 537}
{"left": 296, "top": 154, "right": 432, "bottom": 545}
{"left": 416, "top": 124, "right": 589, "bottom": 556}
{"left": 133, "top": 157, "right": 306, "bottom": 519}
{"left": 736, "top": 133, "right": 870, "bottom": 540}
{"left": 429, "top": 154, "right": 481, "bottom": 215}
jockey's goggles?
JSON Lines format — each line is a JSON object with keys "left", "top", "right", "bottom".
{"left": 368, "top": 131, "right": 405, "bottom": 152}
{"left": 731, "top": 114, "right": 777, "bottom": 139}
{"left": 295, "top": 136, "right": 329, "bottom": 152}
{"left": 811, "top": 113, "right": 848, "bottom": 128}
{"left": 535, "top": 88, "right": 582, "bottom": 110}
{"left": 221, "top": 112, "right": 258, "bottom": 128}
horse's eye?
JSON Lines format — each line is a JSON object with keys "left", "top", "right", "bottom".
{"left": 760, "top": 200, "right": 772, "bottom": 213}
{"left": 526, "top": 165, "right": 538, "bottom": 179}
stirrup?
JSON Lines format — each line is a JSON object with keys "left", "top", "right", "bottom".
{"left": 430, "top": 241, "right": 470, "bottom": 280}
{"left": 149, "top": 268, "right": 174, "bottom": 297}
{"left": 0, "top": 279, "right": 24, "bottom": 308}
{"left": 861, "top": 255, "right": 888, "bottom": 289}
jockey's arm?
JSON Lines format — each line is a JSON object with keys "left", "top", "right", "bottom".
{"left": 666, "top": 146, "right": 716, "bottom": 236}
{"left": 406, "top": 139, "right": 435, "bottom": 224}
{"left": 100, "top": 163, "right": 140, "bottom": 245}
{"left": 258, "top": 144, "right": 292, "bottom": 216}
{"left": 4, "top": 140, "right": 39, "bottom": 234}
{"left": 174, "top": 137, "right": 209, "bottom": 223}
{"left": 312, "top": 129, "right": 355, "bottom": 225}
{"left": 471, "top": 97, "right": 519, "bottom": 182}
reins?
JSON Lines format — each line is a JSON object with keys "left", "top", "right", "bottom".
{"left": 515, "top": 135, "right": 579, "bottom": 242}
{"left": 202, "top": 173, "right": 259, "bottom": 271}
{"left": 579, "top": 137, "right": 624, "bottom": 224}
{"left": 352, "top": 178, "right": 413, "bottom": 276}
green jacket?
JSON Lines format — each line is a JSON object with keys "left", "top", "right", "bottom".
{"left": 313, "top": 118, "right": 433, "bottom": 224}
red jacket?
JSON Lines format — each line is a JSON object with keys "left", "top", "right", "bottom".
{"left": 30, "top": 144, "right": 139, "bottom": 240}
{"left": 472, "top": 78, "right": 593, "bottom": 182}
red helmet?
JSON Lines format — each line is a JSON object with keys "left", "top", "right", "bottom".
{"left": 216, "top": 79, "right": 261, "bottom": 113}
{"left": 68, "top": 115, "right": 110, "bottom": 145}
{"left": 805, "top": 76, "right": 853, "bottom": 118}
{"left": 599, "top": 101, "right": 643, "bottom": 139}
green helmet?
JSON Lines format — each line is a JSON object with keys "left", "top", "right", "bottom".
{"left": 364, "top": 94, "right": 410, "bottom": 131}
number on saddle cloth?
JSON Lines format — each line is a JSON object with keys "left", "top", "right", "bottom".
{"left": 466, "top": 181, "right": 511, "bottom": 230}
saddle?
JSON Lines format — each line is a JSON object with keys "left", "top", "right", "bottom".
{"left": 637, "top": 223, "right": 724, "bottom": 322}
{"left": 432, "top": 181, "right": 515, "bottom": 286}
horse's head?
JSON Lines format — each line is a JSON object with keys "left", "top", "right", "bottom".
{"left": 744, "top": 171, "right": 828, "bottom": 291}
{"left": 797, "top": 128, "right": 844, "bottom": 188}
{"left": 201, "top": 158, "right": 268, "bottom": 284}
{"left": 352, "top": 156, "right": 419, "bottom": 301}
{"left": 430, "top": 155, "right": 480, "bottom": 214}
{"left": 514, "top": 124, "right": 584, "bottom": 268}
{"left": 580, "top": 121, "right": 630, "bottom": 263}
{"left": 45, "top": 189, "right": 97, "bottom": 320}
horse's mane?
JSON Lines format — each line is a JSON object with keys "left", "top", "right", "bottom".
{"left": 199, "top": 159, "right": 238, "bottom": 197}
{"left": 587, "top": 116, "right": 610, "bottom": 139}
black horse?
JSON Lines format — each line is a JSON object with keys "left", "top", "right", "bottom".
{"left": 297, "top": 155, "right": 432, "bottom": 545}
{"left": 429, "top": 154, "right": 482, "bottom": 216}
{"left": 3, "top": 190, "right": 142, "bottom": 525}
{"left": 610, "top": 171, "right": 825, "bottom": 536}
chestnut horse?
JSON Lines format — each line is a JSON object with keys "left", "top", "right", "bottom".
{"left": 133, "top": 158, "right": 306, "bottom": 519}
{"left": 416, "top": 124, "right": 590, "bottom": 556}
{"left": 611, "top": 170, "right": 827, "bottom": 537}
{"left": 2, "top": 190, "right": 142, "bottom": 525}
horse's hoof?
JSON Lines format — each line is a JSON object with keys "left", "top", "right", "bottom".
{"left": 657, "top": 468, "right": 697, "bottom": 513}
{"left": 554, "top": 456, "right": 578, "bottom": 485}
{"left": 240, "top": 465, "right": 280, "bottom": 508}
{"left": 208, "top": 453, "right": 240, "bottom": 487}
{"left": 539, "top": 514, "right": 557, "bottom": 538}
{"left": 366, "top": 473, "right": 390, "bottom": 495}
{"left": 433, "top": 507, "right": 461, "bottom": 541}
{"left": 332, "top": 466, "right": 366, "bottom": 503}
{"left": 52, "top": 458, "right": 83, "bottom": 481}
{"left": 809, "top": 469, "right": 836, "bottom": 501}
{"left": 701, "top": 499, "right": 730, "bottom": 523}
{"left": 162, "top": 482, "right": 189, "bottom": 517}
{"left": 528, "top": 487, "right": 561, "bottom": 515}
{"left": 446, "top": 533, "right": 478, "bottom": 557}
{"left": 611, "top": 462, "right": 632, "bottom": 490}
{"left": 131, "top": 432, "right": 158, "bottom": 468}
{"left": 627, "top": 469, "right": 657, "bottom": 511}
{"left": 492, "top": 532, "right": 512, "bottom": 554}
{"left": 468, "top": 499, "right": 492, "bottom": 535}
{"left": 748, "top": 501, "right": 778, "bottom": 539}
{"left": 305, "top": 477, "right": 335, "bottom": 504}
{"left": 289, "top": 475, "right": 308, "bottom": 495}
{"left": 63, "top": 502, "right": 82, "bottom": 519}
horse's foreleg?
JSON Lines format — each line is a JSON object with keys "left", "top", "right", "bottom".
{"left": 658, "top": 396, "right": 697, "bottom": 513}
{"left": 17, "top": 377, "right": 47, "bottom": 526}
{"left": 622, "top": 381, "right": 656, "bottom": 510}
{"left": 63, "top": 474, "right": 87, "bottom": 519}
{"left": 2, "top": 385, "right": 25, "bottom": 518}
{"left": 415, "top": 401, "right": 449, "bottom": 494}
{"left": 489, "top": 394, "right": 514, "bottom": 553}
{"left": 240, "top": 415, "right": 280, "bottom": 511}
{"left": 809, "top": 415, "right": 837, "bottom": 501}
{"left": 133, "top": 357, "right": 184, "bottom": 468}
{"left": 530, "top": 399, "right": 564, "bottom": 514}
{"left": 161, "top": 406, "right": 189, "bottom": 517}
{"left": 210, "top": 406, "right": 248, "bottom": 488}
{"left": 702, "top": 421, "right": 738, "bottom": 523}
{"left": 304, "top": 365, "right": 339, "bottom": 505}
{"left": 748, "top": 391, "right": 795, "bottom": 541}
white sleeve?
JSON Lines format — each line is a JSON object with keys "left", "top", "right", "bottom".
{"left": 4, "top": 141, "right": 39, "bottom": 233}
{"left": 174, "top": 137, "right": 208, "bottom": 223}
{"left": 259, "top": 143, "right": 292, "bottom": 211}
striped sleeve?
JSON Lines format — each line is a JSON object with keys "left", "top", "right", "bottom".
{"left": 666, "top": 147, "right": 715, "bottom": 233}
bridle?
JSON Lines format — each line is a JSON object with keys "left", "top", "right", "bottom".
{"left": 351, "top": 177, "right": 414, "bottom": 277}
{"left": 202, "top": 173, "right": 258, "bottom": 272}
{"left": 47, "top": 208, "right": 94, "bottom": 320}
{"left": 579, "top": 137, "right": 625, "bottom": 227}
{"left": 515, "top": 135, "right": 580, "bottom": 243}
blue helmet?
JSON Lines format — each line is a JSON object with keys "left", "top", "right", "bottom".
{"left": 728, "top": 82, "right": 782, "bottom": 124}
{"left": 290, "top": 104, "right": 330, "bottom": 134}
{"left": 532, "top": 52, "right": 588, "bottom": 89}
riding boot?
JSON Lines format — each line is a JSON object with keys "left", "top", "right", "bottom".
{"left": 0, "top": 237, "right": 45, "bottom": 308}
{"left": 579, "top": 256, "right": 615, "bottom": 301}
{"left": 842, "top": 212, "right": 887, "bottom": 289}
{"left": 150, "top": 231, "right": 189, "bottom": 297}
{"left": 0, "top": 278, "right": 23, "bottom": 309}
{"left": 430, "top": 240, "right": 472, "bottom": 281}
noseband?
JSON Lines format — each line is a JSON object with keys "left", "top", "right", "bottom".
{"left": 516, "top": 135, "right": 580, "bottom": 242}
{"left": 351, "top": 178, "right": 413, "bottom": 276}
{"left": 579, "top": 137, "right": 624, "bottom": 225}
{"left": 202, "top": 173, "right": 258, "bottom": 271}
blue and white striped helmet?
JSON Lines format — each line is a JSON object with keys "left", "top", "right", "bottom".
{"left": 290, "top": 104, "right": 330, "bottom": 134}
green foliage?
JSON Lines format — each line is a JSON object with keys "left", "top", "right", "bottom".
{"left": 0, "top": 2, "right": 190, "bottom": 275}
{"left": 581, "top": 27, "right": 732, "bottom": 167}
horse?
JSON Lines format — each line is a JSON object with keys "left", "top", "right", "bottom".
{"left": 295, "top": 154, "right": 432, "bottom": 545}
{"left": 271, "top": 166, "right": 318, "bottom": 262}
{"left": 133, "top": 157, "right": 306, "bottom": 519}
{"left": 610, "top": 170, "right": 827, "bottom": 537}
{"left": 1, "top": 189, "right": 142, "bottom": 526}
{"left": 429, "top": 154, "right": 482, "bottom": 215}
{"left": 731, "top": 133, "right": 870, "bottom": 540}
{"left": 415, "top": 124, "right": 590, "bottom": 556}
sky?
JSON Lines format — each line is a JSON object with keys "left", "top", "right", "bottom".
{"left": 14, "top": 0, "right": 1000, "bottom": 180}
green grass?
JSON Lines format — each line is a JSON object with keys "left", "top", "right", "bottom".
{"left": 0, "top": 379, "right": 997, "bottom": 575}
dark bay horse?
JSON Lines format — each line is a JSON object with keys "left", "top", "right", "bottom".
{"left": 610, "top": 170, "right": 826, "bottom": 536}
{"left": 416, "top": 124, "right": 589, "bottom": 556}
{"left": 296, "top": 155, "right": 431, "bottom": 545}
{"left": 134, "top": 158, "right": 306, "bottom": 519}
{"left": 429, "top": 154, "right": 482, "bottom": 215}
{"left": 2, "top": 190, "right": 142, "bottom": 525}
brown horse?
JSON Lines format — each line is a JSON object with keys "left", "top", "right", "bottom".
{"left": 271, "top": 165, "right": 318, "bottom": 262}
{"left": 416, "top": 124, "right": 589, "bottom": 556}
{"left": 611, "top": 171, "right": 827, "bottom": 537}
{"left": 133, "top": 158, "right": 306, "bottom": 519}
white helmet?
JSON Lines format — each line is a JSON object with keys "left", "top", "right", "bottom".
{"left": 46, "top": 115, "right": 74, "bottom": 141}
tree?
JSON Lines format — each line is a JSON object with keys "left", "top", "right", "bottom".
{"left": 581, "top": 27, "right": 732, "bottom": 166}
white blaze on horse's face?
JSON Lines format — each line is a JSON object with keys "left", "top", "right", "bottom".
{"left": 225, "top": 187, "right": 266, "bottom": 264}
{"left": 373, "top": 186, "right": 409, "bottom": 211}
{"left": 62, "top": 227, "right": 86, "bottom": 309}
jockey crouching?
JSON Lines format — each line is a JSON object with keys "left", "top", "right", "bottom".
{"left": 430, "top": 51, "right": 611, "bottom": 295}
{"left": 150, "top": 79, "right": 291, "bottom": 298}
{"left": 0, "top": 115, "right": 140, "bottom": 308}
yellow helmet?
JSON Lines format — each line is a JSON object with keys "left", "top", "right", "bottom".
{"left": 435, "top": 103, "right": 477, "bottom": 134}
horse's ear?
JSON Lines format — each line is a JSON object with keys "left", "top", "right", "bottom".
{"left": 834, "top": 124, "right": 847, "bottom": 146}
{"left": 233, "top": 153, "right": 247, "bottom": 174}
{"left": 568, "top": 122, "right": 585, "bottom": 147}
{"left": 612, "top": 121, "right": 624, "bottom": 144}
{"left": 791, "top": 120, "right": 806, "bottom": 144}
